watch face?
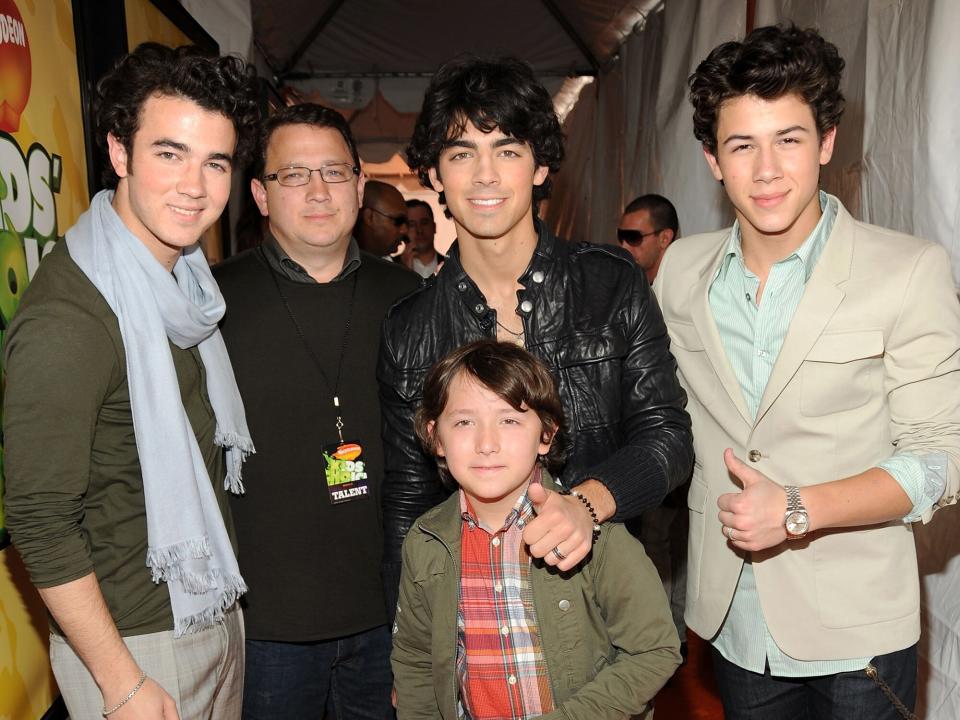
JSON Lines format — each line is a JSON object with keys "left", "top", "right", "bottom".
{"left": 786, "top": 510, "right": 809, "bottom": 536}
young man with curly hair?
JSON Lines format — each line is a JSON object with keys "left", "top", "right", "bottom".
{"left": 378, "top": 56, "right": 694, "bottom": 615}
{"left": 654, "top": 25, "right": 960, "bottom": 718}
{"left": 3, "top": 43, "right": 260, "bottom": 719}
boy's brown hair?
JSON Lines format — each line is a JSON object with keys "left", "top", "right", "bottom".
{"left": 414, "top": 340, "right": 567, "bottom": 488}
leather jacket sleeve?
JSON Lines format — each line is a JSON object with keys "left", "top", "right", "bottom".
{"left": 377, "top": 327, "right": 448, "bottom": 594}
{"left": 569, "top": 263, "right": 694, "bottom": 522}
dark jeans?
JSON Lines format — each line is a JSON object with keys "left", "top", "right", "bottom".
{"left": 243, "top": 624, "right": 394, "bottom": 719}
{"left": 712, "top": 644, "right": 917, "bottom": 720}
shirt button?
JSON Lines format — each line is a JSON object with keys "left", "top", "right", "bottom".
{"left": 532, "top": 270, "right": 545, "bottom": 283}
{"left": 519, "top": 300, "right": 533, "bottom": 313}
{"left": 500, "top": 625, "right": 509, "bottom": 636}
{"left": 558, "top": 599, "right": 570, "bottom": 611}
{"left": 494, "top": 582, "right": 503, "bottom": 593}
{"left": 748, "top": 449, "right": 762, "bottom": 462}
{"left": 507, "top": 675, "right": 517, "bottom": 685}
{"left": 491, "top": 537, "right": 501, "bottom": 547}
{"left": 457, "top": 281, "right": 468, "bottom": 292}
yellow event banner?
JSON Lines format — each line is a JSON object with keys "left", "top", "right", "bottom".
{"left": 0, "top": 0, "right": 89, "bottom": 716}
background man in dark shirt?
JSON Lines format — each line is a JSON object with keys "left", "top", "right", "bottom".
{"left": 617, "top": 193, "right": 679, "bottom": 285}
{"left": 215, "top": 103, "right": 419, "bottom": 719}
{"left": 355, "top": 179, "right": 408, "bottom": 258}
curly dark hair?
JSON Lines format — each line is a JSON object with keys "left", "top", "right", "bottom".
{"left": 415, "top": 340, "right": 567, "bottom": 490}
{"left": 254, "top": 102, "right": 360, "bottom": 180}
{"left": 406, "top": 56, "right": 565, "bottom": 208}
{"left": 689, "top": 25, "right": 845, "bottom": 156}
{"left": 95, "top": 42, "right": 261, "bottom": 188}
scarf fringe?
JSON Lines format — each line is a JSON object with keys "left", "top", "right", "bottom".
{"left": 147, "top": 537, "right": 212, "bottom": 582}
{"left": 172, "top": 572, "right": 248, "bottom": 637}
{"left": 217, "top": 429, "right": 255, "bottom": 495}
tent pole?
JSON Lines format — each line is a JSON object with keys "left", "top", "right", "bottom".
{"left": 540, "top": 0, "right": 601, "bottom": 75}
{"left": 280, "top": 0, "right": 348, "bottom": 77}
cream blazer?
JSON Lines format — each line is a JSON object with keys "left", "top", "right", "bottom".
{"left": 653, "top": 202, "right": 960, "bottom": 661}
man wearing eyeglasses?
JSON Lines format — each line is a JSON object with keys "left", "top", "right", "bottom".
{"left": 618, "top": 194, "right": 679, "bottom": 285}
{"left": 214, "top": 103, "right": 420, "bottom": 719}
{"left": 355, "top": 179, "right": 409, "bottom": 258}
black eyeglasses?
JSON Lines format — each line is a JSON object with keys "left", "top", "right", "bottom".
{"left": 368, "top": 207, "right": 408, "bottom": 227}
{"left": 617, "top": 228, "right": 662, "bottom": 246}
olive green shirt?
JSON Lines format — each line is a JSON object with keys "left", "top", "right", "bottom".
{"left": 3, "top": 241, "right": 232, "bottom": 636}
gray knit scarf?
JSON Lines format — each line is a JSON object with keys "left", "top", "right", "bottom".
{"left": 66, "top": 190, "right": 253, "bottom": 636}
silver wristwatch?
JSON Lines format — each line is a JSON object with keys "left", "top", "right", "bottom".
{"left": 784, "top": 485, "right": 809, "bottom": 539}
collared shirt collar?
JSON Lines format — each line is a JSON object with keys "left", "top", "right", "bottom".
{"left": 261, "top": 234, "right": 362, "bottom": 284}
{"left": 716, "top": 191, "right": 838, "bottom": 283}
{"left": 459, "top": 468, "right": 541, "bottom": 534}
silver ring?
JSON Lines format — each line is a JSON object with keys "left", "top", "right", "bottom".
{"left": 552, "top": 546, "right": 567, "bottom": 561}
{"left": 725, "top": 526, "right": 736, "bottom": 541}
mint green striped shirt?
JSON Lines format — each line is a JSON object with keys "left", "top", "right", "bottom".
{"left": 707, "top": 192, "right": 941, "bottom": 676}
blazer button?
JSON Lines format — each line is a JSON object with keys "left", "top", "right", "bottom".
{"left": 558, "top": 599, "right": 570, "bottom": 611}
{"left": 748, "top": 449, "right": 762, "bottom": 462}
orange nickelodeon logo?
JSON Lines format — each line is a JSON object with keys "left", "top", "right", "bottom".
{"left": 333, "top": 443, "right": 363, "bottom": 461}
{"left": 0, "top": 0, "right": 30, "bottom": 133}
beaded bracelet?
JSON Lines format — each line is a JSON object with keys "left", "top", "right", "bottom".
{"left": 560, "top": 488, "right": 602, "bottom": 542}
{"left": 103, "top": 672, "right": 147, "bottom": 717}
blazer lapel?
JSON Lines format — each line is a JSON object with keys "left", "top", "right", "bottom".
{"left": 688, "top": 239, "right": 753, "bottom": 426}
{"left": 754, "top": 209, "right": 855, "bottom": 424}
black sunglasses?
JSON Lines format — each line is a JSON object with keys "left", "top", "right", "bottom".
{"left": 617, "top": 228, "right": 662, "bottom": 246}
{"left": 369, "top": 207, "right": 408, "bottom": 227}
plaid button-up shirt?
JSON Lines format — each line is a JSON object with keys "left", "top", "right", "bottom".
{"left": 456, "top": 477, "right": 555, "bottom": 719}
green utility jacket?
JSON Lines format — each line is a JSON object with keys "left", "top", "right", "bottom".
{"left": 391, "top": 476, "right": 681, "bottom": 719}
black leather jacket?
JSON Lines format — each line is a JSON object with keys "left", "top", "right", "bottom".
{"left": 378, "top": 223, "right": 694, "bottom": 570}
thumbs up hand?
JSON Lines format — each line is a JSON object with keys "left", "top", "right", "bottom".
{"left": 523, "top": 481, "right": 594, "bottom": 571}
{"left": 717, "top": 448, "right": 788, "bottom": 551}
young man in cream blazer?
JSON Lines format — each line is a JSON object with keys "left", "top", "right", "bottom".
{"left": 654, "top": 25, "right": 960, "bottom": 719}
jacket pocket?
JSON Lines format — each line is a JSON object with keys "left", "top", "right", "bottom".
{"left": 555, "top": 325, "right": 627, "bottom": 431}
{"left": 800, "top": 330, "right": 884, "bottom": 417}
{"left": 670, "top": 321, "right": 705, "bottom": 352}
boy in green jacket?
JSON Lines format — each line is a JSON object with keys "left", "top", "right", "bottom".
{"left": 392, "top": 340, "right": 681, "bottom": 719}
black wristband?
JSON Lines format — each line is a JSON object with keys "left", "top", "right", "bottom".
{"left": 560, "top": 488, "right": 602, "bottom": 542}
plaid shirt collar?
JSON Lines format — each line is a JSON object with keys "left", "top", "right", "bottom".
{"left": 459, "top": 467, "right": 541, "bottom": 534}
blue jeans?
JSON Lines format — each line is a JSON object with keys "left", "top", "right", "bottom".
{"left": 243, "top": 624, "right": 394, "bottom": 719}
{"left": 711, "top": 644, "right": 917, "bottom": 720}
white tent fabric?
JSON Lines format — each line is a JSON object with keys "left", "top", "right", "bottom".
{"left": 553, "top": 2, "right": 960, "bottom": 717}
{"left": 546, "top": 0, "right": 742, "bottom": 242}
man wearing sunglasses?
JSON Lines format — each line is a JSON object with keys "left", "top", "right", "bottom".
{"left": 618, "top": 194, "right": 679, "bottom": 285}
{"left": 355, "top": 179, "right": 409, "bottom": 258}
{"left": 214, "top": 103, "right": 419, "bottom": 718}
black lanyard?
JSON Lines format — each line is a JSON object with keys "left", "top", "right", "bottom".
{"left": 261, "top": 247, "right": 359, "bottom": 443}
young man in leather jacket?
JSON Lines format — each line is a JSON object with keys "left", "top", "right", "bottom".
{"left": 377, "top": 56, "right": 694, "bottom": 612}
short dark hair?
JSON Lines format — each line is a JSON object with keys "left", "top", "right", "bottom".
{"left": 405, "top": 198, "right": 434, "bottom": 221}
{"left": 688, "top": 25, "right": 845, "bottom": 156}
{"left": 255, "top": 103, "right": 360, "bottom": 179}
{"left": 406, "top": 56, "right": 565, "bottom": 207}
{"left": 623, "top": 194, "right": 680, "bottom": 237}
{"left": 96, "top": 42, "right": 260, "bottom": 189}
{"left": 415, "top": 340, "right": 566, "bottom": 489}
